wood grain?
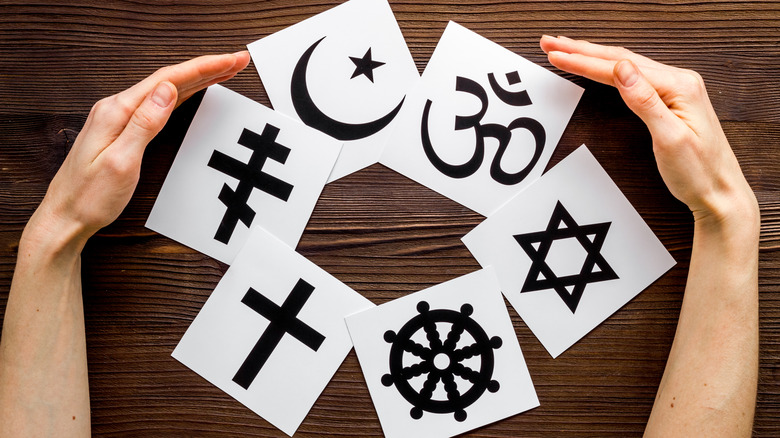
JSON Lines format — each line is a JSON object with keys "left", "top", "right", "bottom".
{"left": 1, "top": 0, "right": 778, "bottom": 436}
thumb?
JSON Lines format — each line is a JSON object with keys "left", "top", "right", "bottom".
{"left": 114, "top": 80, "right": 177, "bottom": 157}
{"left": 613, "top": 60, "right": 683, "bottom": 142}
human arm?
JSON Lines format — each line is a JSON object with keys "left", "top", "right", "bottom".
{"left": 539, "top": 35, "right": 759, "bottom": 437}
{"left": 0, "top": 52, "right": 250, "bottom": 437}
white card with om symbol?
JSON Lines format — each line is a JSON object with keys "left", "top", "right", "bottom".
{"left": 381, "top": 21, "right": 583, "bottom": 216}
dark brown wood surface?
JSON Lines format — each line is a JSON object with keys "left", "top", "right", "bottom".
{"left": 1, "top": 1, "right": 778, "bottom": 436}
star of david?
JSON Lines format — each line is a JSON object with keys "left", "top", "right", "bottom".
{"left": 513, "top": 201, "right": 619, "bottom": 313}
{"left": 349, "top": 47, "right": 385, "bottom": 82}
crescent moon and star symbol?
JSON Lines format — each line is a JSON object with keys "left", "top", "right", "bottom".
{"left": 290, "top": 36, "right": 406, "bottom": 141}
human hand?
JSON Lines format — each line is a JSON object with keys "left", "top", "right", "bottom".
{"left": 539, "top": 35, "right": 757, "bottom": 228}
{"left": 25, "top": 52, "right": 251, "bottom": 252}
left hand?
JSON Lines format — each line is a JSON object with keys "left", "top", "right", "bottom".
{"left": 26, "top": 52, "right": 251, "bottom": 251}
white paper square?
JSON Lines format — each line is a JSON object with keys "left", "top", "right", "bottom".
{"left": 146, "top": 84, "right": 342, "bottom": 264}
{"left": 462, "top": 145, "right": 676, "bottom": 358}
{"left": 247, "top": 0, "right": 419, "bottom": 182}
{"left": 345, "top": 268, "right": 538, "bottom": 438}
{"left": 380, "top": 21, "right": 584, "bottom": 216}
{"left": 172, "top": 227, "right": 374, "bottom": 436}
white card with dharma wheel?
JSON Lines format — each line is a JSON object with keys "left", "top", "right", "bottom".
{"left": 345, "top": 268, "right": 538, "bottom": 438}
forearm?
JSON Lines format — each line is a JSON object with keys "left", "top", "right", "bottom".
{"left": 645, "top": 198, "right": 760, "bottom": 437}
{"left": 0, "top": 206, "right": 91, "bottom": 437}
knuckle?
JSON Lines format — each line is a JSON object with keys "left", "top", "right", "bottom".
{"left": 129, "top": 107, "right": 159, "bottom": 133}
{"left": 676, "top": 69, "right": 706, "bottom": 96}
{"left": 154, "top": 65, "right": 171, "bottom": 77}
{"left": 102, "top": 149, "right": 135, "bottom": 176}
{"left": 686, "top": 69, "right": 705, "bottom": 85}
{"left": 112, "top": 94, "right": 137, "bottom": 118}
{"left": 90, "top": 96, "right": 113, "bottom": 118}
{"left": 666, "top": 127, "right": 697, "bottom": 148}
{"left": 635, "top": 88, "right": 660, "bottom": 111}
{"left": 90, "top": 94, "right": 135, "bottom": 126}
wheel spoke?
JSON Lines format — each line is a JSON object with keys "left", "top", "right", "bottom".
{"left": 401, "top": 360, "right": 432, "bottom": 379}
{"left": 403, "top": 338, "right": 432, "bottom": 359}
{"left": 452, "top": 363, "right": 480, "bottom": 384}
{"left": 423, "top": 320, "right": 442, "bottom": 349}
{"left": 452, "top": 342, "right": 480, "bottom": 361}
{"left": 443, "top": 322, "right": 464, "bottom": 351}
{"left": 420, "top": 371, "right": 441, "bottom": 399}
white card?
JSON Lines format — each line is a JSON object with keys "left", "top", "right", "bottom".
{"left": 346, "top": 268, "right": 538, "bottom": 438}
{"left": 380, "top": 21, "right": 584, "bottom": 216}
{"left": 462, "top": 145, "right": 676, "bottom": 358}
{"left": 172, "top": 227, "right": 374, "bottom": 436}
{"left": 146, "top": 84, "right": 342, "bottom": 264}
{"left": 247, "top": 0, "right": 419, "bottom": 182}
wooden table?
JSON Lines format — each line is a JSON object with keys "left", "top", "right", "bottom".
{"left": 1, "top": 1, "right": 778, "bottom": 436}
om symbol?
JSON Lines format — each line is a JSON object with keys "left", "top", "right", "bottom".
{"left": 420, "top": 71, "right": 546, "bottom": 185}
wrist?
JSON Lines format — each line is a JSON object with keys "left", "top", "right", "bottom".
{"left": 692, "top": 185, "right": 760, "bottom": 245}
{"left": 19, "top": 201, "right": 89, "bottom": 266}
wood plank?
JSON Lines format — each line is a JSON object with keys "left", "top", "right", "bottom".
{"left": 0, "top": 0, "right": 778, "bottom": 436}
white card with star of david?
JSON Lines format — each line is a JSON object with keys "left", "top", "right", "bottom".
{"left": 146, "top": 84, "right": 342, "bottom": 265}
{"left": 172, "top": 227, "right": 374, "bottom": 436}
{"left": 462, "top": 145, "right": 676, "bottom": 358}
{"left": 246, "top": 0, "right": 419, "bottom": 182}
{"left": 345, "top": 267, "right": 538, "bottom": 438}
{"left": 380, "top": 21, "right": 584, "bottom": 216}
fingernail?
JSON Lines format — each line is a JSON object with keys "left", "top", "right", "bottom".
{"left": 151, "top": 81, "right": 175, "bottom": 107}
{"left": 558, "top": 35, "right": 572, "bottom": 40}
{"left": 615, "top": 60, "right": 638, "bottom": 87}
{"left": 541, "top": 34, "right": 554, "bottom": 41}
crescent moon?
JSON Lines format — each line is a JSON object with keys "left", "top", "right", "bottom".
{"left": 291, "top": 36, "right": 405, "bottom": 141}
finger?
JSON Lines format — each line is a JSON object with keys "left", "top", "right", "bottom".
{"left": 547, "top": 50, "right": 619, "bottom": 86}
{"left": 79, "top": 51, "right": 248, "bottom": 145}
{"left": 613, "top": 60, "right": 688, "bottom": 143}
{"left": 109, "top": 80, "right": 177, "bottom": 160}
{"left": 126, "top": 51, "right": 249, "bottom": 108}
{"left": 547, "top": 50, "right": 678, "bottom": 93}
{"left": 176, "top": 71, "right": 241, "bottom": 105}
{"left": 540, "top": 35, "right": 667, "bottom": 71}
{"left": 171, "top": 51, "right": 251, "bottom": 107}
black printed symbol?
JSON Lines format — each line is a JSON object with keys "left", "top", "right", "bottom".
{"left": 421, "top": 71, "right": 546, "bottom": 185}
{"left": 349, "top": 47, "right": 385, "bottom": 82}
{"left": 291, "top": 36, "right": 405, "bottom": 141}
{"left": 207, "top": 124, "right": 294, "bottom": 244}
{"left": 232, "top": 279, "right": 325, "bottom": 390}
{"left": 381, "top": 301, "right": 502, "bottom": 422}
{"left": 514, "top": 201, "right": 619, "bottom": 313}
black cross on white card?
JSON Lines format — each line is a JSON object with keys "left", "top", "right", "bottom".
{"left": 146, "top": 84, "right": 342, "bottom": 265}
{"left": 172, "top": 228, "right": 374, "bottom": 436}
{"left": 462, "top": 146, "right": 675, "bottom": 358}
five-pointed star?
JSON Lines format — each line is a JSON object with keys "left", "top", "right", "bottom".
{"left": 513, "top": 201, "right": 619, "bottom": 313}
{"left": 349, "top": 48, "right": 385, "bottom": 82}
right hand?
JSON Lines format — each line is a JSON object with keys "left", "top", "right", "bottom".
{"left": 539, "top": 35, "right": 757, "bottom": 228}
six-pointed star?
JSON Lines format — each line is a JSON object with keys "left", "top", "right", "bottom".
{"left": 349, "top": 48, "right": 385, "bottom": 82}
{"left": 513, "top": 201, "right": 619, "bottom": 313}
